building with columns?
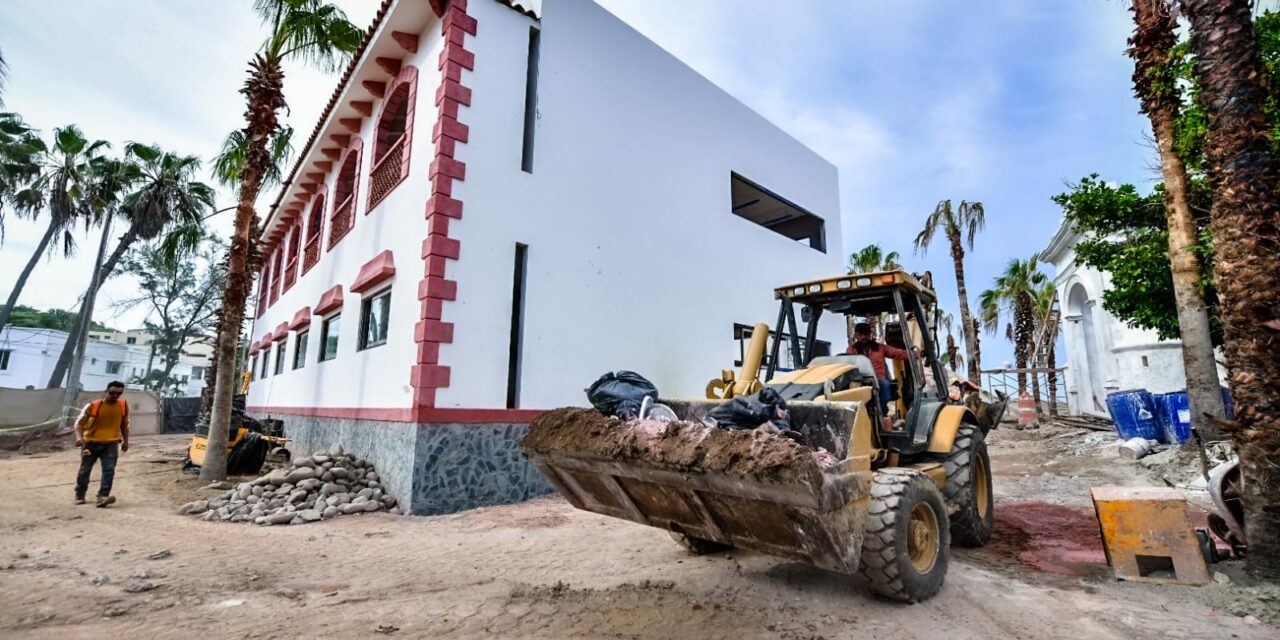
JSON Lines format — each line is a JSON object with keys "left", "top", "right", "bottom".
{"left": 1039, "top": 219, "right": 1221, "bottom": 417}
{"left": 244, "top": 0, "right": 845, "bottom": 514}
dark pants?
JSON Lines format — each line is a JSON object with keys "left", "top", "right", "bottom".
{"left": 75, "top": 442, "right": 118, "bottom": 498}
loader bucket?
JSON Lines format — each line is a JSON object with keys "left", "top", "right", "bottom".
{"left": 520, "top": 400, "right": 874, "bottom": 574}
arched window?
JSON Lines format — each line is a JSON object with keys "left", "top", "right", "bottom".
{"left": 302, "top": 194, "right": 325, "bottom": 273}
{"left": 329, "top": 146, "right": 360, "bottom": 249}
{"left": 283, "top": 222, "right": 301, "bottom": 291}
{"left": 269, "top": 249, "right": 284, "bottom": 305}
{"left": 368, "top": 66, "right": 417, "bottom": 211}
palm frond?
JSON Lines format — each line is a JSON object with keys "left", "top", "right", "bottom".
{"left": 913, "top": 200, "right": 948, "bottom": 255}
{"left": 958, "top": 200, "right": 986, "bottom": 249}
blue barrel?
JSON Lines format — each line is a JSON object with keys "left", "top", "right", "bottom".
{"left": 1153, "top": 391, "right": 1192, "bottom": 444}
{"left": 1105, "top": 390, "right": 1161, "bottom": 440}
{"left": 1223, "top": 386, "right": 1235, "bottom": 420}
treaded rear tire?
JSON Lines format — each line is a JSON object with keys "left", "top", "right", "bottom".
{"left": 669, "top": 531, "right": 731, "bottom": 555}
{"left": 859, "top": 468, "right": 950, "bottom": 602}
{"left": 929, "top": 425, "right": 994, "bottom": 547}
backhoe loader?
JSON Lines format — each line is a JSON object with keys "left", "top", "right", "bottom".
{"left": 521, "top": 270, "right": 1007, "bottom": 602}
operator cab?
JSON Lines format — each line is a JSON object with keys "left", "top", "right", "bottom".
{"left": 762, "top": 270, "right": 951, "bottom": 455}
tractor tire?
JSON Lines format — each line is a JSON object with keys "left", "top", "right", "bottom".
{"left": 929, "top": 425, "right": 994, "bottom": 547}
{"left": 669, "top": 531, "right": 731, "bottom": 555}
{"left": 859, "top": 468, "right": 950, "bottom": 602}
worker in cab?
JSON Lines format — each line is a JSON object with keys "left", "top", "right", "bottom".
{"left": 74, "top": 381, "right": 130, "bottom": 507}
{"left": 845, "top": 322, "right": 910, "bottom": 421}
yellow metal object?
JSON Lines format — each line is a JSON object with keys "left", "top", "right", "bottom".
{"left": 907, "top": 461, "right": 947, "bottom": 489}
{"left": 908, "top": 501, "right": 941, "bottom": 573}
{"left": 926, "top": 405, "right": 977, "bottom": 454}
{"left": 706, "top": 323, "right": 768, "bottom": 399}
{"left": 825, "top": 386, "right": 873, "bottom": 404}
{"left": 774, "top": 269, "right": 936, "bottom": 303}
{"left": 1090, "top": 486, "right": 1211, "bottom": 585}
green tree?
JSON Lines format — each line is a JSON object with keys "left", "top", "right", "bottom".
{"left": 202, "top": 0, "right": 359, "bottom": 482}
{"left": 846, "top": 244, "right": 903, "bottom": 341}
{"left": 0, "top": 125, "right": 107, "bottom": 334}
{"left": 115, "top": 233, "right": 225, "bottom": 394}
{"left": 1030, "top": 282, "right": 1060, "bottom": 417}
{"left": 978, "top": 258, "right": 1046, "bottom": 400}
{"left": 913, "top": 199, "right": 986, "bottom": 384}
{"left": 0, "top": 112, "right": 44, "bottom": 240}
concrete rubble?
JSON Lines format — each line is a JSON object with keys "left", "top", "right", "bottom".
{"left": 177, "top": 444, "right": 401, "bottom": 525}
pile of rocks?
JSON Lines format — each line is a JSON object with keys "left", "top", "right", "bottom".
{"left": 179, "top": 444, "right": 401, "bottom": 525}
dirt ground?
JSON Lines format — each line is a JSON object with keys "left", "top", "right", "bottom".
{"left": 1, "top": 426, "right": 1277, "bottom": 640}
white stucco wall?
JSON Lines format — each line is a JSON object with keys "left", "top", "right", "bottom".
{"left": 246, "top": 11, "right": 444, "bottom": 411}
{"left": 439, "top": 0, "right": 845, "bottom": 409}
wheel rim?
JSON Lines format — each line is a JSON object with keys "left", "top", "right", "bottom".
{"left": 907, "top": 502, "right": 940, "bottom": 574}
{"left": 975, "top": 451, "right": 990, "bottom": 516}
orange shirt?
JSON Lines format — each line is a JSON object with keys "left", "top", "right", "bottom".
{"left": 78, "top": 400, "right": 128, "bottom": 443}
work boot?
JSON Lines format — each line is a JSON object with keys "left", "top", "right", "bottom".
{"left": 96, "top": 496, "right": 116, "bottom": 508}
{"left": 74, "top": 496, "right": 86, "bottom": 505}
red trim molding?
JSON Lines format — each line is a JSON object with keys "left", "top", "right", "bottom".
{"left": 351, "top": 250, "right": 396, "bottom": 294}
{"left": 245, "top": 405, "right": 544, "bottom": 425}
{"left": 410, "top": 0, "right": 474, "bottom": 420}
{"left": 315, "top": 285, "right": 344, "bottom": 316}
{"left": 273, "top": 322, "right": 290, "bottom": 341}
{"left": 290, "top": 306, "right": 313, "bottom": 330}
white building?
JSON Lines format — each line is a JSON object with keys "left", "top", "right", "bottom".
{"left": 1039, "top": 219, "right": 1221, "bottom": 417}
{"left": 244, "top": 0, "right": 845, "bottom": 515}
{"left": 0, "top": 326, "right": 207, "bottom": 396}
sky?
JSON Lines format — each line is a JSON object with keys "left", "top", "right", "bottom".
{"left": 0, "top": 0, "right": 1169, "bottom": 370}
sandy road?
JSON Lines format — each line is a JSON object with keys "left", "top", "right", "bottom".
{"left": 0, "top": 431, "right": 1274, "bottom": 639}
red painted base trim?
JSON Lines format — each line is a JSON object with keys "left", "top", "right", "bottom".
{"left": 246, "top": 405, "right": 545, "bottom": 425}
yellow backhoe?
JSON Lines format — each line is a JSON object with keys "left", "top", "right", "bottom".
{"left": 521, "top": 270, "right": 1007, "bottom": 602}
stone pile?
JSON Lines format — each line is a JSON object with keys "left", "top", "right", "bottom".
{"left": 179, "top": 444, "right": 401, "bottom": 525}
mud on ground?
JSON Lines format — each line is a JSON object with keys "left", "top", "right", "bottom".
{"left": 0, "top": 427, "right": 1277, "bottom": 639}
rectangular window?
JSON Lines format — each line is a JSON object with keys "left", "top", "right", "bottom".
{"left": 521, "top": 27, "right": 541, "bottom": 173}
{"left": 274, "top": 341, "right": 286, "bottom": 375}
{"left": 729, "top": 173, "right": 826, "bottom": 252}
{"left": 191, "top": 366, "right": 204, "bottom": 379}
{"left": 320, "top": 314, "right": 340, "bottom": 362}
{"left": 358, "top": 290, "right": 391, "bottom": 351}
{"left": 507, "top": 243, "right": 528, "bottom": 408}
{"left": 106, "top": 360, "right": 123, "bottom": 375}
{"left": 126, "top": 337, "right": 137, "bottom": 344}
{"left": 249, "top": 355, "right": 258, "bottom": 379}
{"left": 0, "top": 349, "right": 10, "bottom": 370}
{"left": 293, "top": 330, "right": 309, "bottom": 370}
{"left": 261, "top": 350, "right": 271, "bottom": 378}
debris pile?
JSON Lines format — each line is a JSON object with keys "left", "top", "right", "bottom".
{"left": 178, "top": 444, "right": 400, "bottom": 525}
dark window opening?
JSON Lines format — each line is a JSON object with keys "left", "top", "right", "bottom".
{"left": 0, "top": 349, "right": 9, "bottom": 370}
{"left": 249, "top": 355, "right": 257, "bottom": 379}
{"left": 274, "top": 341, "right": 286, "bottom": 375}
{"left": 293, "top": 331, "right": 309, "bottom": 370}
{"left": 319, "top": 314, "right": 340, "bottom": 362}
{"left": 507, "top": 243, "right": 528, "bottom": 408}
{"left": 375, "top": 86, "right": 410, "bottom": 164}
{"left": 260, "top": 350, "right": 271, "bottom": 378}
{"left": 106, "top": 360, "right": 123, "bottom": 375}
{"left": 730, "top": 173, "right": 826, "bottom": 252}
{"left": 521, "top": 27, "right": 540, "bottom": 173}
{"left": 358, "top": 290, "right": 391, "bottom": 351}
{"left": 307, "top": 196, "right": 326, "bottom": 241}
{"left": 335, "top": 155, "right": 358, "bottom": 209}
{"left": 1141, "top": 355, "right": 1149, "bottom": 367}
{"left": 733, "top": 323, "right": 829, "bottom": 372}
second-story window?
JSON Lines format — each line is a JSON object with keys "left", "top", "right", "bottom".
{"left": 283, "top": 224, "right": 301, "bottom": 292}
{"left": 304, "top": 195, "right": 325, "bottom": 271}
{"left": 329, "top": 150, "right": 359, "bottom": 248}
{"left": 368, "top": 68, "right": 417, "bottom": 211}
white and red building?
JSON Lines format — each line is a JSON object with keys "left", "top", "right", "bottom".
{"left": 245, "top": 0, "right": 845, "bottom": 514}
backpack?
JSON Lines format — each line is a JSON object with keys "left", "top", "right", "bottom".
{"left": 87, "top": 398, "right": 129, "bottom": 419}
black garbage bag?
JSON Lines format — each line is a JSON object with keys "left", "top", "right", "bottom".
{"left": 226, "top": 431, "right": 269, "bottom": 476}
{"left": 708, "top": 387, "right": 792, "bottom": 432}
{"left": 587, "top": 371, "right": 659, "bottom": 419}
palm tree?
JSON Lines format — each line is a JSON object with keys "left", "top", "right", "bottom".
{"left": 847, "top": 244, "right": 903, "bottom": 341}
{"left": 202, "top": 1, "right": 359, "bottom": 483}
{"left": 1129, "top": 0, "right": 1227, "bottom": 441}
{"left": 978, "top": 258, "right": 1046, "bottom": 401}
{"left": 0, "top": 125, "right": 106, "bottom": 334}
{"left": 940, "top": 311, "right": 962, "bottom": 372}
{"left": 1030, "top": 282, "right": 1061, "bottom": 418}
{"left": 0, "top": 47, "right": 8, "bottom": 104}
{"left": 0, "top": 112, "right": 44, "bottom": 242}
{"left": 47, "top": 144, "right": 214, "bottom": 389}
{"left": 1180, "top": 0, "right": 1280, "bottom": 580}
{"left": 914, "top": 199, "right": 985, "bottom": 384}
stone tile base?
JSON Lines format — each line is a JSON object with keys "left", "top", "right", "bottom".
{"left": 251, "top": 414, "right": 553, "bottom": 516}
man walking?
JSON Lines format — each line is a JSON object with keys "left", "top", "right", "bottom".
{"left": 74, "top": 381, "right": 129, "bottom": 507}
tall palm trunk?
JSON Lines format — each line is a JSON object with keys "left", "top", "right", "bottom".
{"left": 1181, "top": 0, "right": 1280, "bottom": 581}
{"left": 948, "top": 230, "right": 980, "bottom": 383}
{"left": 46, "top": 228, "right": 136, "bottom": 388}
{"left": 0, "top": 219, "right": 56, "bottom": 331}
{"left": 59, "top": 211, "right": 113, "bottom": 427}
{"left": 1014, "top": 296, "right": 1033, "bottom": 394}
{"left": 1046, "top": 337, "right": 1059, "bottom": 418}
{"left": 1130, "top": 0, "right": 1227, "bottom": 442}
{"left": 201, "top": 56, "right": 281, "bottom": 483}
{"left": 945, "top": 333, "right": 959, "bottom": 371}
